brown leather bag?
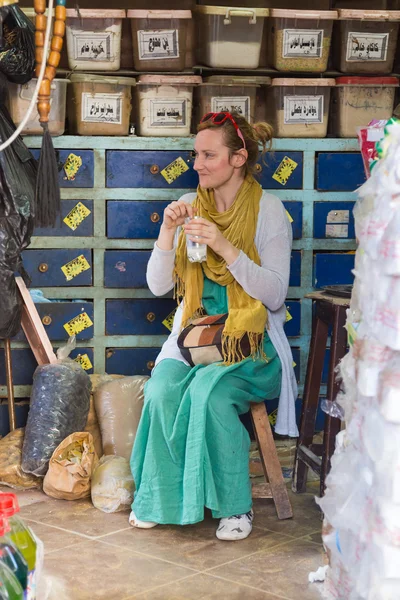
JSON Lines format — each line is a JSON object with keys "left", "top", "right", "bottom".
{"left": 177, "top": 313, "right": 255, "bottom": 367}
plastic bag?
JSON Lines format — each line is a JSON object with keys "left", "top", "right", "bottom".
{"left": 43, "top": 432, "right": 98, "bottom": 500}
{"left": 91, "top": 455, "right": 134, "bottom": 514}
{"left": 0, "top": 5, "right": 35, "bottom": 84}
{"left": 21, "top": 338, "right": 91, "bottom": 477}
{"left": 0, "top": 428, "right": 41, "bottom": 490}
{"left": 94, "top": 376, "right": 148, "bottom": 460}
{"left": 84, "top": 393, "right": 103, "bottom": 460}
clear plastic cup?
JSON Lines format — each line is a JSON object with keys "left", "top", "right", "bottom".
{"left": 185, "top": 216, "right": 207, "bottom": 263}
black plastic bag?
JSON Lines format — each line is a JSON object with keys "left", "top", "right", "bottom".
{"left": 0, "top": 74, "right": 36, "bottom": 339}
{"left": 0, "top": 5, "right": 35, "bottom": 84}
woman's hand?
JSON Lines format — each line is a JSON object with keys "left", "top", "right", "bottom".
{"left": 184, "top": 218, "right": 240, "bottom": 265}
{"left": 162, "top": 201, "right": 196, "bottom": 231}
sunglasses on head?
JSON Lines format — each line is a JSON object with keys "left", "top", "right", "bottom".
{"left": 200, "top": 112, "right": 246, "bottom": 150}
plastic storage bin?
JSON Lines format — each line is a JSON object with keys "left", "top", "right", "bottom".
{"left": 66, "top": 9, "right": 125, "bottom": 71}
{"left": 194, "top": 6, "right": 269, "bottom": 68}
{"left": 335, "top": 9, "right": 400, "bottom": 74}
{"left": 266, "top": 78, "right": 335, "bottom": 138}
{"left": 331, "top": 76, "right": 398, "bottom": 137}
{"left": 128, "top": 10, "right": 192, "bottom": 72}
{"left": 7, "top": 79, "right": 68, "bottom": 136}
{"left": 136, "top": 75, "right": 201, "bottom": 137}
{"left": 267, "top": 9, "right": 337, "bottom": 72}
{"left": 68, "top": 74, "right": 135, "bottom": 136}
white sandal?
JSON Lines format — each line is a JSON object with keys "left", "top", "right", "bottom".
{"left": 129, "top": 510, "right": 158, "bottom": 529}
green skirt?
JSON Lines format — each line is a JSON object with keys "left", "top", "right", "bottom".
{"left": 130, "top": 277, "right": 282, "bottom": 525}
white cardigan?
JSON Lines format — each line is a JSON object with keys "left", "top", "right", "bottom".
{"left": 146, "top": 191, "right": 299, "bottom": 437}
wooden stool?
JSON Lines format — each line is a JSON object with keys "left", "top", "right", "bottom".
{"left": 293, "top": 291, "right": 349, "bottom": 497}
{"left": 250, "top": 402, "right": 293, "bottom": 520}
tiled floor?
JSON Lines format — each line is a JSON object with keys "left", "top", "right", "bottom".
{"left": 5, "top": 483, "right": 326, "bottom": 600}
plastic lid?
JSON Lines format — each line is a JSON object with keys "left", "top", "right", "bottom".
{"left": 66, "top": 9, "right": 125, "bottom": 18}
{"left": 0, "top": 516, "right": 10, "bottom": 538}
{"left": 337, "top": 9, "right": 400, "bottom": 21}
{"left": 195, "top": 6, "right": 269, "bottom": 17}
{"left": 137, "top": 75, "right": 202, "bottom": 85}
{"left": 271, "top": 78, "right": 335, "bottom": 87}
{"left": 203, "top": 75, "right": 262, "bottom": 86}
{"left": 270, "top": 9, "right": 337, "bottom": 19}
{"left": 0, "top": 494, "right": 19, "bottom": 518}
{"left": 70, "top": 74, "right": 136, "bottom": 86}
{"left": 336, "top": 76, "right": 399, "bottom": 86}
{"left": 127, "top": 10, "right": 191, "bottom": 19}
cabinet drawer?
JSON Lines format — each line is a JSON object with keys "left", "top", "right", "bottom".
{"left": 283, "top": 201, "right": 303, "bottom": 240}
{"left": 258, "top": 152, "right": 303, "bottom": 190}
{"left": 13, "top": 302, "right": 94, "bottom": 341}
{"left": 104, "top": 251, "right": 150, "bottom": 288}
{"left": 22, "top": 249, "right": 93, "bottom": 287}
{"left": 0, "top": 402, "right": 30, "bottom": 438}
{"left": 105, "top": 348, "right": 159, "bottom": 376}
{"left": 0, "top": 347, "right": 94, "bottom": 385}
{"left": 314, "top": 252, "right": 355, "bottom": 288}
{"left": 291, "top": 347, "right": 300, "bottom": 383}
{"left": 284, "top": 301, "right": 301, "bottom": 337}
{"left": 314, "top": 202, "right": 355, "bottom": 239}
{"left": 107, "top": 201, "right": 169, "bottom": 239}
{"left": 289, "top": 251, "right": 301, "bottom": 288}
{"left": 34, "top": 200, "right": 93, "bottom": 237}
{"left": 316, "top": 153, "right": 365, "bottom": 191}
{"left": 106, "top": 299, "right": 177, "bottom": 335}
{"left": 31, "top": 150, "right": 94, "bottom": 188}
{"left": 106, "top": 151, "right": 197, "bottom": 188}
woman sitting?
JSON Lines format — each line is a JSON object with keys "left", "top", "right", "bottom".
{"left": 129, "top": 111, "right": 298, "bottom": 541}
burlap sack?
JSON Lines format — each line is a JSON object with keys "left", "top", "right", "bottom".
{"left": 0, "top": 429, "right": 41, "bottom": 490}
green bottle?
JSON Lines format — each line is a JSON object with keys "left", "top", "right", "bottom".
{"left": 0, "top": 516, "right": 28, "bottom": 592}
{"left": 0, "top": 561, "right": 24, "bottom": 600}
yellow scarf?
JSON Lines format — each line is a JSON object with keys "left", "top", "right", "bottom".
{"left": 174, "top": 175, "right": 268, "bottom": 365}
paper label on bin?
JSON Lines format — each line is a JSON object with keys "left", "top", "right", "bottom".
{"left": 162, "top": 307, "right": 178, "bottom": 331}
{"left": 72, "top": 31, "right": 114, "bottom": 62}
{"left": 327, "top": 209, "right": 350, "bottom": 224}
{"left": 161, "top": 157, "right": 189, "bottom": 184}
{"left": 74, "top": 353, "right": 93, "bottom": 370}
{"left": 137, "top": 29, "right": 179, "bottom": 60}
{"left": 81, "top": 93, "right": 122, "bottom": 124}
{"left": 284, "top": 95, "right": 324, "bottom": 124}
{"left": 211, "top": 96, "right": 251, "bottom": 121}
{"left": 285, "top": 210, "right": 294, "bottom": 223}
{"left": 63, "top": 312, "right": 93, "bottom": 336}
{"left": 61, "top": 255, "right": 91, "bottom": 281}
{"left": 285, "top": 308, "right": 293, "bottom": 322}
{"left": 148, "top": 99, "right": 187, "bottom": 128}
{"left": 326, "top": 224, "right": 349, "bottom": 238}
{"left": 282, "top": 29, "right": 324, "bottom": 58}
{"left": 63, "top": 154, "right": 82, "bottom": 181}
{"left": 346, "top": 32, "right": 389, "bottom": 62}
{"left": 63, "top": 202, "right": 91, "bottom": 231}
{"left": 272, "top": 156, "right": 298, "bottom": 186}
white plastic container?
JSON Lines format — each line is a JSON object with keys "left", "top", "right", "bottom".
{"left": 194, "top": 6, "right": 269, "bottom": 68}
{"left": 128, "top": 10, "right": 192, "bottom": 72}
{"left": 267, "top": 9, "right": 338, "bottom": 72}
{"left": 7, "top": 79, "right": 68, "bottom": 136}
{"left": 266, "top": 78, "right": 335, "bottom": 138}
{"left": 136, "top": 75, "right": 201, "bottom": 137}
{"left": 331, "top": 76, "right": 398, "bottom": 138}
{"left": 66, "top": 9, "right": 125, "bottom": 71}
{"left": 195, "top": 76, "right": 261, "bottom": 125}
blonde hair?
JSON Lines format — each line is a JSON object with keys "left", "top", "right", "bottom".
{"left": 197, "top": 113, "right": 273, "bottom": 177}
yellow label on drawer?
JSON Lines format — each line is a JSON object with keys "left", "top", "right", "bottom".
{"left": 64, "top": 202, "right": 91, "bottom": 231}
{"left": 63, "top": 312, "right": 93, "bottom": 337}
{"left": 272, "top": 156, "right": 298, "bottom": 186}
{"left": 292, "top": 361, "right": 297, "bottom": 368}
{"left": 161, "top": 157, "right": 189, "bottom": 185}
{"left": 285, "top": 308, "right": 293, "bottom": 322}
{"left": 162, "top": 307, "right": 177, "bottom": 332}
{"left": 285, "top": 210, "right": 294, "bottom": 224}
{"left": 63, "top": 153, "right": 82, "bottom": 181}
{"left": 74, "top": 353, "right": 93, "bottom": 371}
{"left": 61, "top": 255, "right": 91, "bottom": 282}
{"left": 268, "top": 408, "right": 277, "bottom": 427}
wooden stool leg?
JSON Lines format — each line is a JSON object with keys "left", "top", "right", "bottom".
{"left": 320, "top": 305, "right": 347, "bottom": 496}
{"left": 293, "top": 313, "right": 329, "bottom": 493}
{"left": 4, "top": 339, "right": 16, "bottom": 432}
{"left": 250, "top": 402, "right": 293, "bottom": 520}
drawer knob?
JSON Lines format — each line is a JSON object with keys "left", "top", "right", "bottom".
{"left": 150, "top": 164, "right": 159, "bottom": 175}
{"left": 106, "top": 349, "right": 114, "bottom": 359}
{"left": 146, "top": 312, "right": 156, "bottom": 323}
{"left": 38, "top": 263, "right": 48, "bottom": 273}
{"left": 42, "top": 315, "right": 52, "bottom": 326}
{"left": 255, "top": 164, "right": 262, "bottom": 174}
{"left": 147, "top": 360, "right": 155, "bottom": 370}
{"left": 150, "top": 212, "right": 160, "bottom": 223}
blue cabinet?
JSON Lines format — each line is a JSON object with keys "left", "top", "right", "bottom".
{"left": 13, "top": 302, "right": 94, "bottom": 342}
{"left": 105, "top": 348, "right": 159, "bottom": 376}
{"left": 31, "top": 150, "right": 94, "bottom": 188}
{"left": 104, "top": 251, "right": 150, "bottom": 288}
{"left": 314, "top": 201, "right": 355, "bottom": 239}
{"left": 316, "top": 153, "right": 365, "bottom": 191}
{"left": 106, "top": 299, "right": 176, "bottom": 335}
{"left": 22, "top": 249, "right": 93, "bottom": 287}
{"left": 283, "top": 201, "right": 303, "bottom": 239}
{"left": 289, "top": 251, "right": 301, "bottom": 287}
{"left": 107, "top": 201, "right": 169, "bottom": 239}
{"left": 33, "top": 200, "right": 94, "bottom": 237}
{"left": 284, "top": 301, "right": 301, "bottom": 337}
{"left": 314, "top": 252, "right": 355, "bottom": 288}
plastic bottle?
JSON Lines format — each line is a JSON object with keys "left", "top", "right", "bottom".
{"left": 0, "top": 561, "right": 24, "bottom": 600}
{"left": 0, "top": 495, "right": 36, "bottom": 600}
{"left": 0, "top": 516, "right": 28, "bottom": 592}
